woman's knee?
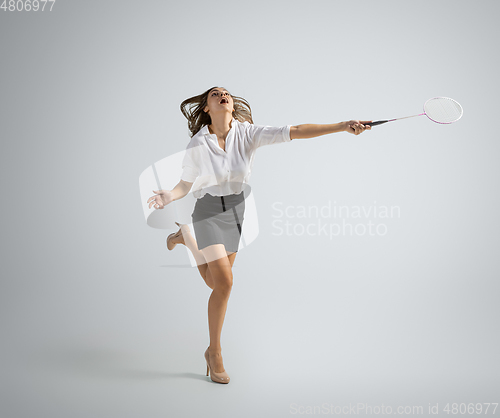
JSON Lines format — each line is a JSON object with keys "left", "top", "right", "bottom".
{"left": 217, "top": 275, "right": 233, "bottom": 293}
{"left": 209, "top": 266, "right": 233, "bottom": 293}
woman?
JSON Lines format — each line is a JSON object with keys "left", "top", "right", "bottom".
{"left": 147, "top": 86, "right": 371, "bottom": 384}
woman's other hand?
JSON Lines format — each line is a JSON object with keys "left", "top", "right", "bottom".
{"left": 147, "top": 189, "right": 174, "bottom": 210}
{"left": 345, "top": 120, "right": 372, "bottom": 135}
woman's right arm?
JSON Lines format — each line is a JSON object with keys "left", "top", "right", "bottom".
{"left": 147, "top": 180, "right": 193, "bottom": 210}
{"left": 171, "top": 179, "right": 193, "bottom": 201}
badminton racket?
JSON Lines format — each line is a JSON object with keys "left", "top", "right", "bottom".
{"left": 366, "top": 97, "right": 463, "bottom": 127}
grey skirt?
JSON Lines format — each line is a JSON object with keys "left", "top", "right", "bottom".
{"left": 191, "top": 191, "right": 245, "bottom": 253}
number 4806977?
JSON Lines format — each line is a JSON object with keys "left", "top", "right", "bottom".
{"left": 1, "top": 0, "right": 56, "bottom": 11}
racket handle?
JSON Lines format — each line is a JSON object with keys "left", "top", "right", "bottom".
{"left": 366, "top": 120, "right": 389, "bottom": 127}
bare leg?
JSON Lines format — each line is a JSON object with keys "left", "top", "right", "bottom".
{"left": 171, "top": 224, "right": 237, "bottom": 290}
{"left": 201, "top": 245, "right": 236, "bottom": 373}
{"left": 197, "top": 264, "right": 214, "bottom": 290}
{"left": 172, "top": 224, "right": 207, "bottom": 267}
{"left": 199, "top": 251, "right": 236, "bottom": 290}
{"left": 170, "top": 224, "right": 214, "bottom": 288}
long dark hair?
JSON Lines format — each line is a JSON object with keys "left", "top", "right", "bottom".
{"left": 180, "top": 86, "right": 254, "bottom": 138}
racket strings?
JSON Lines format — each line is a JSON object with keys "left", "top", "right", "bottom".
{"left": 424, "top": 97, "right": 463, "bottom": 124}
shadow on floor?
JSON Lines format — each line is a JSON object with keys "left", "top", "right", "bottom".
{"left": 23, "top": 346, "right": 208, "bottom": 382}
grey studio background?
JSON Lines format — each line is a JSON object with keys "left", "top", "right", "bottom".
{"left": 1, "top": 0, "right": 499, "bottom": 417}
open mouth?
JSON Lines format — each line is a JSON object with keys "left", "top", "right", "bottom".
{"left": 220, "top": 98, "right": 229, "bottom": 104}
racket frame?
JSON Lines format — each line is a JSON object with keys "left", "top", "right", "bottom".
{"left": 366, "top": 97, "right": 462, "bottom": 127}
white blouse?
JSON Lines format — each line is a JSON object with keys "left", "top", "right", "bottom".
{"left": 181, "top": 118, "right": 292, "bottom": 199}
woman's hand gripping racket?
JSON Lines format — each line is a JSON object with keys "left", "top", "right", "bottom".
{"left": 366, "top": 97, "right": 463, "bottom": 127}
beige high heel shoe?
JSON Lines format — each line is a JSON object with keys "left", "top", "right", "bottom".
{"left": 204, "top": 348, "right": 230, "bottom": 384}
{"left": 166, "top": 222, "right": 185, "bottom": 250}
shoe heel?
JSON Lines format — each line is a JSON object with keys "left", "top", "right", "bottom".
{"left": 204, "top": 347, "right": 230, "bottom": 384}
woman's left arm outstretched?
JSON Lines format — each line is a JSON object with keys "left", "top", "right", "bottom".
{"left": 290, "top": 120, "right": 372, "bottom": 139}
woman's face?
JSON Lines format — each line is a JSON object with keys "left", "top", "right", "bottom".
{"left": 204, "top": 88, "right": 234, "bottom": 117}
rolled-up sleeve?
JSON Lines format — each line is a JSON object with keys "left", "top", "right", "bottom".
{"left": 247, "top": 124, "right": 292, "bottom": 149}
{"left": 180, "top": 143, "right": 200, "bottom": 183}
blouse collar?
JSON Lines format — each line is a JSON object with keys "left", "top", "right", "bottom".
{"left": 200, "top": 118, "right": 237, "bottom": 137}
